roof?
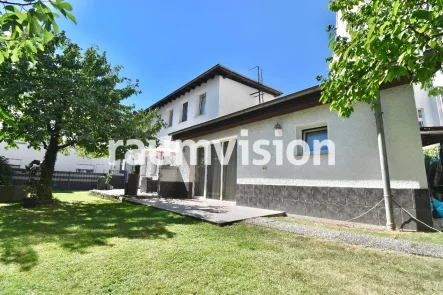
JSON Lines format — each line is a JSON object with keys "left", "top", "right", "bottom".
{"left": 169, "top": 78, "right": 411, "bottom": 141}
{"left": 147, "top": 64, "right": 283, "bottom": 110}
{"left": 421, "top": 127, "right": 443, "bottom": 146}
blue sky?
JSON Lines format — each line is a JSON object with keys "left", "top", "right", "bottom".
{"left": 59, "top": 0, "right": 335, "bottom": 109}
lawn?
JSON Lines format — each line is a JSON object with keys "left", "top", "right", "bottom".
{"left": 272, "top": 216, "right": 443, "bottom": 246}
{"left": 0, "top": 192, "right": 442, "bottom": 295}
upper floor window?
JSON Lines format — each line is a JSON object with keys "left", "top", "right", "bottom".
{"left": 417, "top": 109, "right": 425, "bottom": 127}
{"left": 168, "top": 110, "right": 173, "bottom": 127}
{"left": 181, "top": 102, "right": 188, "bottom": 122}
{"left": 198, "top": 94, "right": 206, "bottom": 116}
{"left": 303, "top": 127, "right": 328, "bottom": 154}
{"left": 76, "top": 169, "right": 94, "bottom": 174}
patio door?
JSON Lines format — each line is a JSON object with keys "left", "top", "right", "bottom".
{"left": 204, "top": 140, "right": 237, "bottom": 201}
{"left": 194, "top": 147, "right": 205, "bottom": 196}
{"left": 222, "top": 140, "right": 237, "bottom": 201}
{"left": 206, "top": 144, "right": 222, "bottom": 199}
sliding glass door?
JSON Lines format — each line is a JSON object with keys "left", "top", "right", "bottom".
{"left": 222, "top": 141, "right": 237, "bottom": 201}
{"left": 206, "top": 144, "right": 222, "bottom": 199}
{"left": 198, "top": 140, "right": 237, "bottom": 201}
{"left": 194, "top": 147, "right": 205, "bottom": 196}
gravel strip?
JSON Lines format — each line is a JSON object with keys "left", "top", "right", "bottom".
{"left": 245, "top": 217, "right": 443, "bottom": 259}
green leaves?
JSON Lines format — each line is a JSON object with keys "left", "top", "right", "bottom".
{"left": 0, "top": 0, "right": 76, "bottom": 65}
{"left": 320, "top": 0, "right": 443, "bottom": 117}
{"left": 412, "top": 10, "right": 434, "bottom": 21}
{"left": 392, "top": 0, "right": 400, "bottom": 17}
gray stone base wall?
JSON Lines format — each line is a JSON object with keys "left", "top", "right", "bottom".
{"left": 0, "top": 185, "right": 27, "bottom": 202}
{"left": 159, "top": 182, "right": 192, "bottom": 199}
{"left": 236, "top": 184, "right": 433, "bottom": 231}
{"left": 140, "top": 177, "right": 158, "bottom": 193}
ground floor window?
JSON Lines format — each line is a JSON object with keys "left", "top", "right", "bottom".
{"left": 303, "top": 126, "right": 329, "bottom": 154}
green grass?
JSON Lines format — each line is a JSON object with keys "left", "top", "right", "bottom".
{"left": 0, "top": 192, "right": 442, "bottom": 294}
{"left": 273, "top": 216, "right": 443, "bottom": 246}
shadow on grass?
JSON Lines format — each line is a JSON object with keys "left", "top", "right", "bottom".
{"left": 0, "top": 199, "right": 198, "bottom": 271}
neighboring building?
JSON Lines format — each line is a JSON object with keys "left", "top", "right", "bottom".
{"left": 0, "top": 141, "right": 120, "bottom": 173}
{"left": 167, "top": 82, "right": 432, "bottom": 230}
{"left": 336, "top": 11, "right": 443, "bottom": 128}
{"left": 413, "top": 84, "right": 443, "bottom": 127}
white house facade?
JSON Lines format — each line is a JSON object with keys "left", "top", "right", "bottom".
{"left": 167, "top": 82, "right": 432, "bottom": 231}
{"left": 140, "top": 64, "right": 282, "bottom": 179}
{"left": 153, "top": 64, "right": 281, "bottom": 141}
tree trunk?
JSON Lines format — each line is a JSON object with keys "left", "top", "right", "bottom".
{"left": 37, "top": 136, "right": 59, "bottom": 202}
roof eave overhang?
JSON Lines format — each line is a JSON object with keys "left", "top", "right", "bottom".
{"left": 170, "top": 86, "right": 321, "bottom": 141}
{"left": 147, "top": 65, "right": 283, "bottom": 110}
{"left": 169, "top": 77, "right": 412, "bottom": 141}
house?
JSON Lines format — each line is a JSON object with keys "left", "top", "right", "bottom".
{"left": 0, "top": 141, "right": 121, "bottom": 173}
{"left": 152, "top": 64, "right": 282, "bottom": 140}
{"left": 139, "top": 64, "right": 282, "bottom": 179}
{"left": 164, "top": 81, "right": 432, "bottom": 231}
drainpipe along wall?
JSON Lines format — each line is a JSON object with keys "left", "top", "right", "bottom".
{"left": 374, "top": 94, "right": 396, "bottom": 231}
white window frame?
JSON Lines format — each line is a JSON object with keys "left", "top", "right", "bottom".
{"left": 181, "top": 101, "right": 189, "bottom": 123}
{"left": 417, "top": 108, "right": 425, "bottom": 127}
{"left": 197, "top": 93, "right": 206, "bottom": 116}
{"left": 302, "top": 126, "right": 329, "bottom": 155}
{"left": 168, "top": 109, "right": 173, "bottom": 127}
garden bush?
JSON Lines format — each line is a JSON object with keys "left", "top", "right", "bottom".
{"left": 0, "top": 156, "right": 13, "bottom": 185}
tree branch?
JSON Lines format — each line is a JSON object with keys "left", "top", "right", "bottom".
{"left": 0, "top": 1, "right": 37, "bottom": 6}
{"left": 42, "top": 141, "right": 47, "bottom": 149}
{"left": 57, "top": 140, "right": 76, "bottom": 150}
{"left": 431, "top": 31, "right": 443, "bottom": 39}
{"left": 407, "top": 22, "right": 432, "bottom": 41}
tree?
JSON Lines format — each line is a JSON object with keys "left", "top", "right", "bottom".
{"left": 0, "top": 0, "right": 76, "bottom": 123}
{"left": 0, "top": 156, "right": 13, "bottom": 185}
{"left": 0, "top": 33, "right": 165, "bottom": 202}
{"left": 318, "top": 0, "right": 443, "bottom": 117}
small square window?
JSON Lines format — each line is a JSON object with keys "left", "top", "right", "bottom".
{"left": 417, "top": 109, "right": 425, "bottom": 127}
{"left": 198, "top": 94, "right": 206, "bottom": 115}
{"left": 168, "top": 110, "right": 173, "bottom": 127}
{"left": 181, "top": 102, "right": 188, "bottom": 122}
{"left": 303, "top": 127, "right": 328, "bottom": 154}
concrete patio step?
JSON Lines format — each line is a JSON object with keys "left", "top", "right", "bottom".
{"left": 128, "top": 198, "right": 285, "bottom": 226}
{"left": 89, "top": 190, "right": 285, "bottom": 226}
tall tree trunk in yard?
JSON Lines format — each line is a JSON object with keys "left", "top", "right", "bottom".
{"left": 37, "top": 135, "right": 59, "bottom": 202}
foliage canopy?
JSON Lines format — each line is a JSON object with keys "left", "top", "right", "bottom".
{"left": 319, "top": 0, "right": 443, "bottom": 117}
{"left": 0, "top": 33, "right": 165, "bottom": 200}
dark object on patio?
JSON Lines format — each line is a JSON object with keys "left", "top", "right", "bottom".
{"left": 134, "top": 165, "right": 141, "bottom": 175}
{"left": 97, "top": 176, "right": 106, "bottom": 190}
{"left": 140, "top": 177, "right": 158, "bottom": 193}
{"left": 124, "top": 173, "right": 139, "bottom": 196}
{"left": 23, "top": 197, "right": 38, "bottom": 208}
{"left": 0, "top": 185, "right": 27, "bottom": 202}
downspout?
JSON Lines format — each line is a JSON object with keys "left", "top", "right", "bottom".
{"left": 374, "top": 94, "right": 396, "bottom": 231}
